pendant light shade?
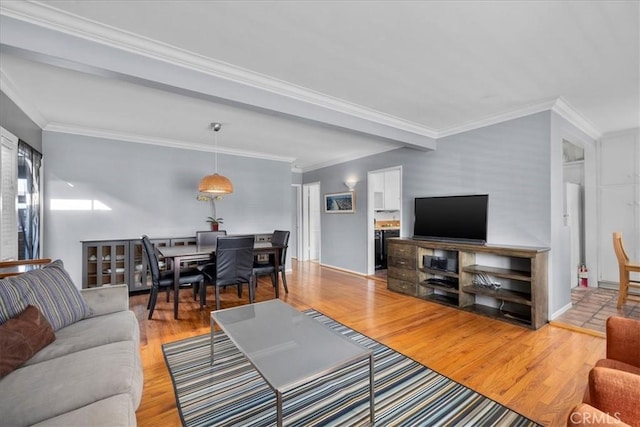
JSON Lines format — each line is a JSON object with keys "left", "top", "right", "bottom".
{"left": 199, "top": 122, "right": 233, "bottom": 194}
{"left": 198, "top": 173, "right": 234, "bottom": 194}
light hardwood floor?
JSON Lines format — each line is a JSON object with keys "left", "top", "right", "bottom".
{"left": 133, "top": 260, "right": 604, "bottom": 427}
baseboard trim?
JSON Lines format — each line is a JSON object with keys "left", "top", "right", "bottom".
{"left": 548, "top": 321, "right": 605, "bottom": 338}
{"left": 550, "top": 302, "right": 573, "bottom": 320}
{"left": 318, "top": 263, "right": 367, "bottom": 278}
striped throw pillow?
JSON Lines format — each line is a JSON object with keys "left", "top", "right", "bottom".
{"left": 0, "top": 279, "right": 29, "bottom": 325}
{"left": 4, "top": 260, "right": 91, "bottom": 331}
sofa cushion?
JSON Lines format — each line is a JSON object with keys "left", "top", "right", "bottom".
{"left": 31, "top": 394, "right": 137, "bottom": 427}
{"left": 16, "top": 260, "right": 91, "bottom": 331}
{"left": 25, "top": 310, "right": 139, "bottom": 366}
{"left": 0, "top": 305, "right": 55, "bottom": 377}
{"left": 0, "top": 341, "right": 143, "bottom": 427}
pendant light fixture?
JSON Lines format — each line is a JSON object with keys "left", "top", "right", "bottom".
{"left": 198, "top": 122, "right": 233, "bottom": 194}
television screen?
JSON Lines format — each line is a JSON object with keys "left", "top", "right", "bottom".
{"left": 413, "top": 195, "right": 488, "bottom": 244}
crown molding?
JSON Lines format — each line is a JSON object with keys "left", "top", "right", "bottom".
{"left": 436, "top": 98, "right": 559, "bottom": 138}
{"left": 0, "top": 68, "right": 48, "bottom": 128}
{"left": 43, "top": 123, "right": 296, "bottom": 164}
{"left": 301, "top": 146, "right": 400, "bottom": 172}
{"left": 600, "top": 127, "right": 640, "bottom": 139}
{"left": 435, "top": 97, "right": 602, "bottom": 141}
{"left": 1, "top": 1, "right": 606, "bottom": 165}
{"left": 1, "top": 1, "right": 438, "bottom": 142}
{"left": 551, "top": 98, "right": 602, "bottom": 140}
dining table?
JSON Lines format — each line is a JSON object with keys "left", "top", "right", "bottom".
{"left": 157, "top": 241, "right": 286, "bottom": 319}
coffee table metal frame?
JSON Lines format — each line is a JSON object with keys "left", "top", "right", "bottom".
{"left": 210, "top": 300, "right": 374, "bottom": 426}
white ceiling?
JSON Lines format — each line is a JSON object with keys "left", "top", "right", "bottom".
{"left": 1, "top": 1, "right": 638, "bottom": 171}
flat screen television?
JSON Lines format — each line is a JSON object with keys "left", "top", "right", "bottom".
{"left": 413, "top": 194, "right": 488, "bottom": 244}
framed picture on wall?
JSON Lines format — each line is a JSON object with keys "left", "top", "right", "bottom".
{"left": 324, "top": 191, "right": 355, "bottom": 213}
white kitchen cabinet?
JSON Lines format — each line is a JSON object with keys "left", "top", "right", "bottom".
{"left": 597, "top": 129, "right": 640, "bottom": 285}
{"left": 600, "top": 132, "right": 639, "bottom": 185}
{"left": 371, "top": 168, "right": 401, "bottom": 211}
{"left": 384, "top": 169, "right": 401, "bottom": 210}
{"left": 371, "top": 172, "right": 385, "bottom": 210}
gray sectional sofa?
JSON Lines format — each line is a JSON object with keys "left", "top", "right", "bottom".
{"left": 0, "top": 260, "right": 142, "bottom": 426}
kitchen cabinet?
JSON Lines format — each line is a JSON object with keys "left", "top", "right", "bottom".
{"left": 372, "top": 168, "right": 401, "bottom": 211}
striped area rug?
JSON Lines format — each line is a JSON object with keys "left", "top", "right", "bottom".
{"left": 162, "top": 310, "right": 539, "bottom": 427}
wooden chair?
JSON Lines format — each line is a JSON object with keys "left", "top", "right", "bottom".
{"left": 613, "top": 231, "right": 640, "bottom": 308}
{"left": 0, "top": 259, "right": 52, "bottom": 278}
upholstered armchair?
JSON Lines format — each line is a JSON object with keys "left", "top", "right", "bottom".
{"left": 567, "top": 316, "right": 640, "bottom": 427}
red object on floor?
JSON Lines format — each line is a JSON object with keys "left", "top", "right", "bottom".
{"left": 579, "top": 264, "right": 588, "bottom": 288}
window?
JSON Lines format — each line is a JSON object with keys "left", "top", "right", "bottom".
{"left": 17, "top": 140, "right": 42, "bottom": 259}
{"left": 0, "top": 126, "right": 18, "bottom": 260}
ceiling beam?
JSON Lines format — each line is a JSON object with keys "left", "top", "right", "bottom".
{"left": 0, "top": 3, "right": 437, "bottom": 151}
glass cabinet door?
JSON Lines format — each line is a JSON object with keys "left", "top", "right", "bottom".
{"left": 83, "top": 240, "right": 129, "bottom": 288}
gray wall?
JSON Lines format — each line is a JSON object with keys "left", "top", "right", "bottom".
{"left": 43, "top": 131, "right": 292, "bottom": 285}
{"left": 0, "top": 90, "right": 42, "bottom": 151}
{"left": 305, "top": 112, "right": 552, "bottom": 274}
{"left": 304, "top": 111, "right": 598, "bottom": 318}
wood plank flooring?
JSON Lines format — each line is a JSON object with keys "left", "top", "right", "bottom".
{"left": 133, "top": 260, "right": 605, "bottom": 427}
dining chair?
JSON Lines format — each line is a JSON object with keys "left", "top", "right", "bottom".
{"left": 141, "top": 235, "right": 204, "bottom": 319}
{"left": 196, "top": 230, "right": 227, "bottom": 246}
{"left": 253, "top": 230, "right": 290, "bottom": 294}
{"left": 196, "top": 230, "right": 227, "bottom": 265}
{"left": 200, "top": 235, "right": 256, "bottom": 310}
{"left": 612, "top": 231, "right": 640, "bottom": 308}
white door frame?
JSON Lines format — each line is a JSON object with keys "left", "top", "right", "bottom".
{"left": 292, "top": 184, "right": 302, "bottom": 260}
{"left": 302, "top": 182, "right": 321, "bottom": 262}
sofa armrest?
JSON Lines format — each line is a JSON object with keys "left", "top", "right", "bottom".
{"left": 567, "top": 403, "right": 631, "bottom": 427}
{"left": 606, "top": 316, "right": 640, "bottom": 368}
{"left": 80, "top": 284, "right": 129, "bottom": 317}
{"left": 588, "top": 367, "right": 640, "bottom": 426}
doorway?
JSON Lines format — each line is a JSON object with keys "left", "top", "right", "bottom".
{"left": 291, "top": 184, "right": 301, "bottom": 260}
{"left": 302, "top": 182, "right": 321, "bottom": 262}
{"left": 367, "top": 166, "right": 402, "bottom": 276}
{"left": 563, "top": 140, "right": 585, "bottom": 288}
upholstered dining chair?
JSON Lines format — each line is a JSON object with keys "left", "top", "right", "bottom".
{"left": 253, "top": 230, "right": 290, "bottom": 294}
{"left": 196, "top": 230, "right": 227, "bottom": 246}
{"left": 200, "top": 235, "right": 256, "bottom": 310}
{"left": 613, "top": 231, "right": 640, "bottom": 308}
{"left": 196, "top": 230, "right": 227, "bottom": 267}
{"left": 141, "top": 235, "right": 204, "bottom": 319}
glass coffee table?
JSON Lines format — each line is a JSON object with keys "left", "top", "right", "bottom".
{"left": 211, "top": 300, "right": 374, "bottom": 426}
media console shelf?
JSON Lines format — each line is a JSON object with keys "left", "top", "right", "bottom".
{"left": 387, "top": 238, "right": 549, "bottom": 329}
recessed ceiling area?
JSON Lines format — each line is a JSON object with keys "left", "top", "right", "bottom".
{"left": 1, "top": 1, "right": 638, "bottom": 171}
